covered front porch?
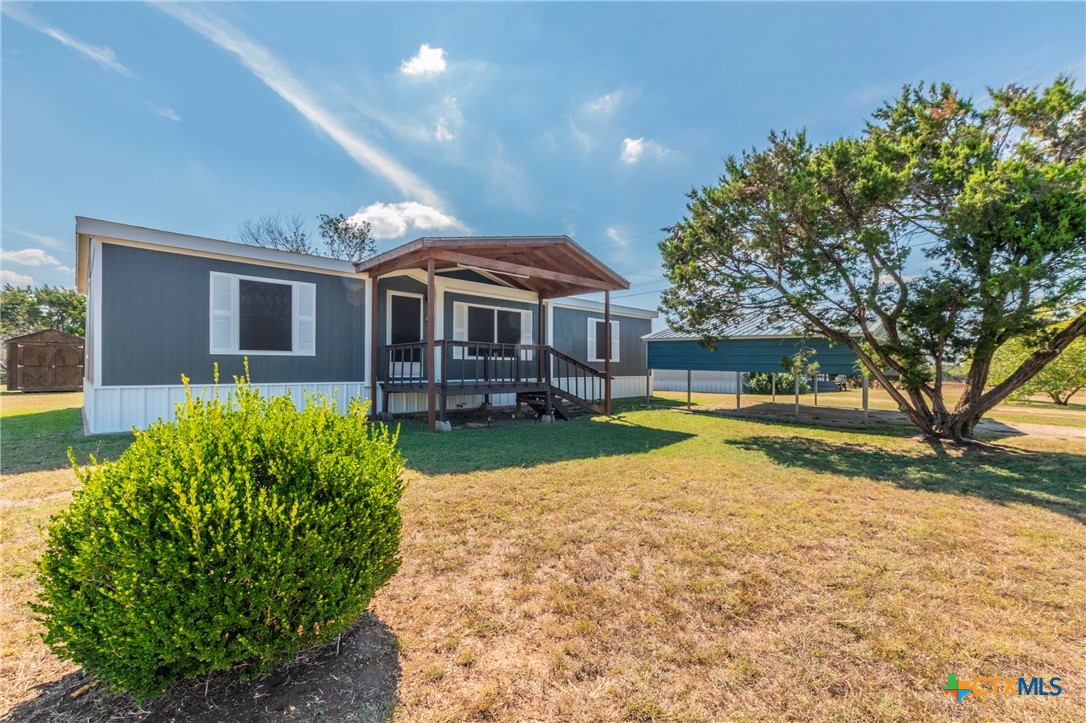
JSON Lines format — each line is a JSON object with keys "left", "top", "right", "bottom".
{"left": 356, "top": 236, "right": 630, "bottom": 431}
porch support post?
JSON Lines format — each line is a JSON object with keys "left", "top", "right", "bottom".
{"left": 604, "top": 290, "right": 612, "bottom": 415}
{"left": 862, "top": 374, "right": 869, "bottom": 427}
{"left": 771, "top": 372, "right": 776, "bottom": 403}
{"left": 537, "top": 297, "right": 545, "bottom": 383}
{"left": 794, "top": 373, "right": 800, "bottom": 418}
{"left": 645, "top": 370, "right": 651, "bottom": 403}
{"left": 369, "top": 274, "right": 379, "bottom": 418}
{"left": 426, "top": 258, "right": 436, "bottom": 433}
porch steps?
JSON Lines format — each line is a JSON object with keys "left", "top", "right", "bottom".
{"left": 517, "top": 392, "right": 571, "bottom": 421}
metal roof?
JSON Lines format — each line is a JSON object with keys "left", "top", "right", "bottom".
{"left": 643, "top": 315, "right": 880, "bottom": 341}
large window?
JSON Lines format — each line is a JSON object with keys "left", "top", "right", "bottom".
{"left": 587, "top": 318, "right": 620, "bottom": 363}
{"left": 453, "top": 302, "right": 531, "bottom": 358}
{"left": 209, "top": 272, "right": 316, "bottom": 356}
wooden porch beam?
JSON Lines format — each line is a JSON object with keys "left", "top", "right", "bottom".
{"left": 429, "top": 250, "right": 615, "bottom": 291}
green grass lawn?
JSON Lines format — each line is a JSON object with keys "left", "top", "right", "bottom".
{"left": 2, "top": 391, "right": 1084, "bottom": 721}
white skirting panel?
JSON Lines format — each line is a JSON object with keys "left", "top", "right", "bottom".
{"left": 651, "top": 369, "right": 740, "bottom": 394}
{"left": 83, "top": 380, "right": 370, "bottom": 435}
{"left": 550, "top": 375, "right": 650, "bottom": 401}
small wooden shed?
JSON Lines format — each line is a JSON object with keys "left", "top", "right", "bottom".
{"left": 4, "top": 329, "right": 85, "bottom": 392}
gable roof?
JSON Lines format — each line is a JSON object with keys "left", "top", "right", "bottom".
{"left": 4, "top": 328, "right": 84, "bottom": 344}
{"left": 355, "top": 236, "right": 629, "bottom": 299}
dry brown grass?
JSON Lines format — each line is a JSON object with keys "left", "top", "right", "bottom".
{"left": 2, "top": 391, "right": 1084, "bottom": 721}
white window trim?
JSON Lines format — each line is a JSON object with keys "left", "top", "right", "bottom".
{"left": 587, "top": 318, "right": 620, "bottom": 363}
{"left": 452, "top": 301, "right": 532, "bottom": 360}
{"left": 386, "top": 290, "right": 425, "bottom": 345}
{"left": 209, "top": 271, "right": 316, "bottom": 356}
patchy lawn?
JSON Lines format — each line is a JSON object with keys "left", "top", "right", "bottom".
{"left": 2, "top": 391, "right": 1084, "bottom": 721}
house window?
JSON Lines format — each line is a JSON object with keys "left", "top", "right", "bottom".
{"left": 587, "top": 318, "right": 620, "bottom": 363}
{"left": 452, "top": 302, "right": 531, "bottom": 358}
{"left": 209, "top": 272, "right": 316, "bottom": 356}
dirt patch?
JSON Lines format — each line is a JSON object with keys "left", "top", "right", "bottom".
{"left": 2, "top": 614, "right": 400, "bottom": 723}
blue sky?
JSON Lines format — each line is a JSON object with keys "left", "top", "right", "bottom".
{"left": 2, "top": 2, "right": 1083, "bottom": 314}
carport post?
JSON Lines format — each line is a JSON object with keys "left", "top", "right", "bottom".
{"left": 794, "top": 374, "right": 800, "bottom": 418}
{"left": 687, "top": 369, "right": 692, "bottom": 411}
{"left": 862, "top": 375, "right": 869, "bottom": 427}
{"left": 645, "top": 370, "right": 651, "bottom": 403}
{"left": 771, "top": 372, "right": 776, "bottom": 402}
{"left": 736, "top": 372, "right": 741, "bottom": 411}
{"left": 813, "top": 375, "right": 818, "bottom": 406}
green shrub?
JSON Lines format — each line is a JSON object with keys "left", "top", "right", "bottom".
{"left": 747, "top": 372, "right": 810, "bottom": 395}
{"left": 34, "top": 370, "right": 404, "bottom": 699}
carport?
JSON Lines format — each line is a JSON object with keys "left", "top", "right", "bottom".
{"left": 643, "top": 320, "right": 871, "bottom": 425}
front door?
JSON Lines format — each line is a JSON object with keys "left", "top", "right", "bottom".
{"left": 388, "top": 292, "right": 424, "bottom": 380}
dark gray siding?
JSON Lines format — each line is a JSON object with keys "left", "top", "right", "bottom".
{"left": 647, "top": 337, "right": 860, "bottom": 375}
{"left": 101, "top": 243, "right": 366, "bottom": 385}
{"left": 550, "top": 305, "right": 652, "bottom": 376}
{"left": 375, "top": 275, "right": 428, "bottom": 380}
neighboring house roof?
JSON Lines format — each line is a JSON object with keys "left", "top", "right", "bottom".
{"left": 643, "top": 315, "right": 882, "bottom": 341}
{"left": 355, "top": 235, "right": 629, "bottom": 298}
{"left": 549, "top": 296, "right": 658, "bottom": 319}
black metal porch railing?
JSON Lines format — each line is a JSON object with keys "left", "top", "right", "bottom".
{"left": 382, "top": 340, "right": 607, "bottom": 414}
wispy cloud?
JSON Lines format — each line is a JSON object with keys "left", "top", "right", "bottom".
{"left": 8, "top": 228, "right": 64, "bottom": 249}
{"left": 434, "top": 95, "right": 462, "bottom": 142}
{"left": 1, "top": 269, "right": 35, "bottom": 286}
{"left": 2, "top": 3, "right": 132, "bottom": 76}
{"left": 585, "top": 90, "right": 624, "bottom": 115}
{"left": 146, "top": 101, "right": 182, "bottom": 122}
{"left": 159, "top": 3, "right": 447, "bottom": 208}
{"left": 350, "top": 201, "right": 462, "bottom": 241}
{"left": 605, "top": 226, "right": 630, "bottom": 249}
{"left": 401, "top": 44, "right": 447, "bottom": 77}
{"left": 620, "top": 136, "right": 670, "bottom": 165}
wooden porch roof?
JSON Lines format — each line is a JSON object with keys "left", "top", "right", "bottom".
{"left": 355, "top": 236, "right": 629, "bottom": 298}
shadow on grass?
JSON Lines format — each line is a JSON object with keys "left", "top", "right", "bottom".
{"left": 728, "top": 435, "right": 1086, "bottom": 523}
{"left": 396, "top": 414, "right": 695, "bottom": 475}
{"left": 0, "top": 407, "right": 133, "bottom": 475}
{"left": 2, "top": 612, "right": 400, "bottom": 723}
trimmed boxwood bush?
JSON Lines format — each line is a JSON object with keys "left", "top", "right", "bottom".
{"left": 34, "top": 370, "right": 404, "bottom": 699}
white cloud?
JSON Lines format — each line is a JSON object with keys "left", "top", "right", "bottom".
{"left": 401, "top": 44, "right": 447, "bottom": 76}
{"left": 147, "top": 102, "right": 181, "bottom": 122}
{"left": 159, "top": 4, "right": 445, "bottom": 208}
{"left": 605, "top": 226, "right": 630, "bottom": 249}
{"left": 620, "top": 136, "right": 669, "bottom": 164}
{"left": 1, "top": 269, "right": 34, "bottom": 286}
{"left": 350, "top": 202, "right": 463, "bottom": 240}
{"left": 586, "top": 90, "right": 623, "bottom": 115}
{"left": 2, "top": 248, "right": 62, "bottom": 267}
{"left": 569, "top": 117, "right": 593, "bottom": 152}
{"left": 2, "top": 4, "right": 132, "bottom": 76}
{"left": 434, "top": 124, "right": 455, "bottom": 142}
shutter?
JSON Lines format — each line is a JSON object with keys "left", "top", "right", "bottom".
{"left": 587, "top": 318, "right": 597, "bottom": 361}
{"left": 209, "top": 272, "right": 235, "bottom": 353}
{"left": 520, "top": 310, "right": 533, "bottom": 360}
{"left": 452, "top": 303, "right": 467, "bottom": 359}
{"left": 297, "top": 283, "right": 316, "bottom": 354}
{"left": 611, "top": 320, "right": 621, "bottom": 363}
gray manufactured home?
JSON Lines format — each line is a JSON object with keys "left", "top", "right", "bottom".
{"left": 75, "top": 218, "right": 656, "bottom": 434}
